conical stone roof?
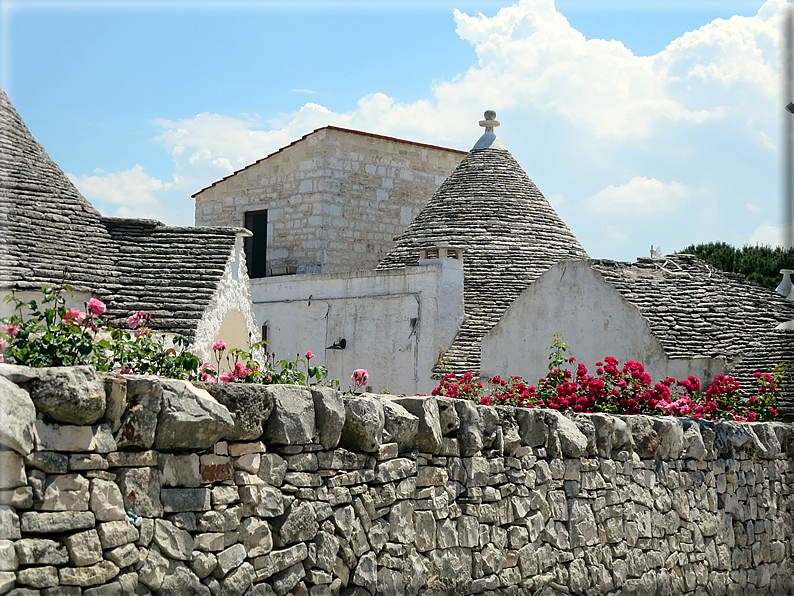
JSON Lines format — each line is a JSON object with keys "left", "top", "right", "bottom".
{"left": 377, "top": 111, "right": 588, "bottom": 374}
{"left": 0, "top": 88, "right": 118, "bottom": 294}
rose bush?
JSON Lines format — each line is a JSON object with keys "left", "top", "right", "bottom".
{"left": 433, "top": 336, "right": 787, "bottom": 422}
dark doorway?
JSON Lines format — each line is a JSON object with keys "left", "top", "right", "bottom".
{"left": 244, "top": 210, "right": 267, "bottom": 278}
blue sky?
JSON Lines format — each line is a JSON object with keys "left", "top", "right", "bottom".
{"left": 2, "top": 0, "right": 789, "bottom": 262}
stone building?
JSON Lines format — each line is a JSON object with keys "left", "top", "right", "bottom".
{"left": 482, "top": 256, "right": 794, "bottom": 416}
{"left": 245, "top": 113, "right": 586, "bottom": 393}
{"left": 0, "top": 89, "right": 258, "bottom": 362}
{"left": 192, "top": 126, "right": 466, "bottom": 276}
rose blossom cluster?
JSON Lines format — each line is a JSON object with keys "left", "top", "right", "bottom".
{"left": 432, "top": 354, "right": 782, "bottom": 422}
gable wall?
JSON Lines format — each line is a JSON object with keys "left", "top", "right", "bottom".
{"left": 481, "top": 260, "right": 729, "bottom": 386}
{"left": 194, "top": 128, "right": 464, "bottom": 274}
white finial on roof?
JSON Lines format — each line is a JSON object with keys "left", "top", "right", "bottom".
{"left": 472, "top": 110, "right": 506, "bottom": 150}
{"left": 479, "top": 110, "right": 500, "bottom": 133}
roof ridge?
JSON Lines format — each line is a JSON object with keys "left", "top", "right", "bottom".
{"left": 191, "top": 124, "right": 466, "bottom": 198}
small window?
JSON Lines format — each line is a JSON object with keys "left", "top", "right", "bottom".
{"left": 244, "top": 210, "right": 267, "bottom": 278}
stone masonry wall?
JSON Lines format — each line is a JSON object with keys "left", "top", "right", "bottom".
{"left": 0, "top": 363, "right": 793, "bottom": 596}
{"left": 193, "top": 127, "right": 465, "bottom": 274}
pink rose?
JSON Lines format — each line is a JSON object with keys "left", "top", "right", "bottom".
{"left": 220, "top": 373, "right": 234, "bottom": 383}
{"left": 305, "top": 351, "right": 315, "bottom": 360}
{"left": 64, "top": 308, "right": 86, "bottom": 327}
{"left": 127, "top": 311, "right": 145, "bottom": 329}
{"left": 87, "top": 298, "right": 107, "bottom": 316}
{"left": 213, "top": 340, "right": 227, "bottom": 351}
{"left": 2, "top": 324, "right": 19, "bottom": 337}
{"left": 351, "top": 369, "right": 368, "bottom": 386}
{"left": 0, "top": 338, "right": 8, "bottom": 351}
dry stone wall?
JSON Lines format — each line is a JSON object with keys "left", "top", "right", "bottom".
{"left": 0, "top": 363, "right": 793, "bottom": 596}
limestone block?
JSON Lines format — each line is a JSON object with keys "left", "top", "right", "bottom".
{"left": 115, "top": 466, "right": 163, "bottom": 517}
{"left": 22, "top": 366, "right": 106, "bottom": 425}
{"left": 568, "top": 499, "right": 598, "bottom": 547}
{"left": 213, "top": 543, "right": 246, "bottom": 578}
{"left": 154, "top": 380, "right": 235, "bottom": 450}
{"left": 406, "top": 550, "right": 429, "bottom": 596}
{"left": 624, "top": 416, "right": 659, "bottom": 458}
{"left": 197, "top": 382, "right": 274, "bottom": 441}
{"left": 232, "top": 453, "right": 260, "bottom": 474}
{"left": 17, "top": 565, "right": 59, "bottom": 588}
{"left": 137, "top": 548, "right": 169, "bottom": 590}
{"left": 161, "top": 488, "right": 210, "bottom": 513}
{"left": 193, "top": 533, "right": 225, "bottom": 552}
{"left": 24, "top": 451, "right": 68, "bottom": 474}
{"left": 453, "top": 399, "right": 483, "bottom": 457}
{"left": 311, "top": 387, "right": 345, "bottom": 449}
{"left": 105, "top": 543, "right": 140, "bottom": 568}
{"left": 253, "top": 543, "right": 308, "bottom": 579}
{"left": 68, "top": 453, "right": 108, "bottom": 471}
{"left": 351, "top": 551, "right": 377, "bottom": 594}
{"left": 373, "top": 458, "right": 416, "bottom": 484}
{"left": 309, "top": 531, "right": 339, "bottom": 573}
{"left": 153, "top": 518, "right": 194, "bottom": 560}
{"left": 681, "top": 422, "right": 707, "bottom": 461}
{"left": 271, "top": 500, "right": 319, "bottom": 547}
{"left": 436, "top": 397, "right": 460, "bottom": 435}
{"left": 35, "top": 421, "right": 116, "bottom": 453}
{"left": 0, "top": 451, "right": 26, "bottom": 489}
{"left": 427, "top": 546, "right": 472, "bottom": 583}
{"left": 544, "top": 411, "right": 588, "bottom": 458}
{"left": 19, "top": 511, "right": 94, "bottom": 534}
{"left": 0, "top": 375, "right": 36, "bottom": 455}
{"left": 257, "top": 453, "right": 287, "bottom": 486}
{"left": 196, "top": 507, "right": 242, "bottom": 533}
{"left": 211, "top": 485, "right": 239, "bottom": 507}
{"left": 382, "top": 401, "right": 419, "bottom": 451}
{"left": 97, "top": 520, "right": 139, "bottom": 549}
{"left": 159, "top": 560, "right": 210, "bottom": 596}
{"left": 36, "top": 473, "right": 90, "bottom": 511}
{"left": 227, "top": 441, "right": 265, "bottom": 457}
{"left": 653, "top": 418, "right": 685, "bottom": 459}
{"left": 115, "top": 405, "right": 158, "bottom": 450}
{"left": 339, "top": 394, "right": 384, "bottom": 453}
{"left": 392, "top": 397, "right": 442, "bottom": 454}
{"left": 0, "top": 571, "right": 13, "bottom": 594}
{"left": 239, "top": 516, "right": 272, "bottom": 557}
{"left": 64, "top": 529, "right": 103, "bottom": 566}
{"left": 0, "top": 539, "right": 16, "bottom": 571}
{"left": 238, "top": 485, "right": 283, "bottom": 517}
{"left": 89, "top": 478, "right": 126, "bottom": 521}
{"left": 389, "top": 500, "right": 415, "bottom": 543}
{"left": 160, "top": 453, "right": 201, "bottom": 488}
{"left": 200, "top": 454, "right": 233, "bottom": 484}
{"left": 101, "top": 375, "right": 127, "bottom": 433}
{"left": 190, "top": 551, "right": 217, "bottom": 579}
{"left": 262, "top": 385, "right": 315, "bottom": 445}
{"left": 271, "top": 561, "right": 305, "bottom": 596}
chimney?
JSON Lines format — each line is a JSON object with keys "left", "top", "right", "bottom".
{"left": 417, "top": 243, "right": 464, "bottom": 268}
{"left": 776, "top": 269, "right": 794, "bottom": 301}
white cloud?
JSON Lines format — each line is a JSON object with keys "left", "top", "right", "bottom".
{"left": 749, "top": 220, "right": 791, "bottom": 247}
{"left": 585, "top": 176, "right": 692, "bottom": 215}
{"left": 291, "top": 88, "right": 318, "bottom": 94}
{"left": 747, "top": 203, "right": 761, "bottom": 212}
{"left": 67, "top": 165, "right": 171, "bottom": 219}
{"left": 85, "top": 0, "right": 787, "bottom": 254}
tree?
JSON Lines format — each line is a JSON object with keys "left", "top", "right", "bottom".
{"left": 677, "top": 242, "right": 794, "bottom": 290}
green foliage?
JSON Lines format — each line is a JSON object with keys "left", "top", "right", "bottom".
{"left": 1, "top": 286, "right": 200, "bottom": 379}
{"left": 677, "top": 241, "right": 794, "bottom": 290}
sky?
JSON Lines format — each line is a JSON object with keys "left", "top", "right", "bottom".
{"left": 1, "top": 0, "right": 791, "bottom": 263}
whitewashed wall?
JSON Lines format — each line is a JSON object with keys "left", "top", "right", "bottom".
{"left": 481, "top": 260, "right": 728, "bottom": 386}
{"left": 250, "top": 260, "right": 465, "bottom": 395}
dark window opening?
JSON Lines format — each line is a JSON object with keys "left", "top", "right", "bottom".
{"left": 244, "top": 210, "right": 268, "bottom": 278}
